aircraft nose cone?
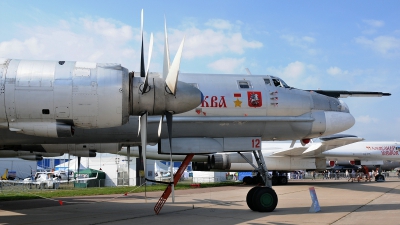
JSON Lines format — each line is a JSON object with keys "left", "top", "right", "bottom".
{"left": 322, "top": 112, "right": 355, "bottom": 136}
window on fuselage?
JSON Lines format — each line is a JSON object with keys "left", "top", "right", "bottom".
{"left": 264, "top": 78, "right": 271, "bottom": 86}
{"left": 238, "top": 80, "right": 251, "bottom": 89}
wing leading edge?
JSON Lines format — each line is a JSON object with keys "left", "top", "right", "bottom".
{"left": 306, "top": 90, "right": 391, "bottom": 98}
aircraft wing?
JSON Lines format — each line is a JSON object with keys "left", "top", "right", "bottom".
{"left": 271, "top": 147, "right": 309, "bottom": 156}
{"left": 306, "top": 90, "right": 391, "bottom": 98}
{"left": 271, "top": 134, "right": 364, "bottom": 157}
{"left": 302, "top": 134, "right": 364, "bottom": 156}
{"left": 73, "top": 173, "right": 98, "bottom": 182}
{"left": 0, "top": 179, "right": 40, "bottom": 185}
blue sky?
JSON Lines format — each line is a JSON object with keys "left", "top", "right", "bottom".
{"left": 1, "top": 1, "right": 399, "bottom": 141}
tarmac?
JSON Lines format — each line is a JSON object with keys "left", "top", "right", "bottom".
{"left": 1, "top": 177, "right": 400, "bottom": 225}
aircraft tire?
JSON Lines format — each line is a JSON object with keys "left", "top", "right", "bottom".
{"left": 278, "top": 176, "right": 288, "bottom": 185}
{"left": 252, "top": 187, "right": 278, "bottom": 212}
{"left": 246, "top": 186, "right": 261, "bottom": 211}
{"left": 375, "top": 174, "right": 385, "bottom": 182}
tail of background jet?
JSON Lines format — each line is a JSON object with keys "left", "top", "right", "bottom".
{"left": 1, "top": 169, "right": 8, "bottom": 180}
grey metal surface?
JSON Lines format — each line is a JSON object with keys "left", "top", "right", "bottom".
{"left": 0, "top": 67, "right": 361, "bottom": 155}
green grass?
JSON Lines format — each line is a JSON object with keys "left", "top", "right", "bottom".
{"left": 0, "top": 181, "right": 242, "bottom": 201}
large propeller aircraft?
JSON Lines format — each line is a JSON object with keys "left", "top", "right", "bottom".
{"left": 0, "top": 10, "right": 391, "bottom": 213}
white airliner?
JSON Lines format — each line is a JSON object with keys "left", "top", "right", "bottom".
{"left": 118, "top": 134, "right": 399, "bottom": 183}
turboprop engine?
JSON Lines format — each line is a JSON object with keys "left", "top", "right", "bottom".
{"left": 0, "top": 58, "right": 201, "bottom": 138}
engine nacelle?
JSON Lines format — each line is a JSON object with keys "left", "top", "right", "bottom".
{"left": 71, "top": 150, "right": 96, "bottom": 157}
{"left": 18, "top": 155, "right": 43, "bottom": 161}
{"left": 210, "top": 152, "right": 253, "bottom": 170}
{"left": 211, "top": 154, "right": 231, "bottom": 170}
{"left": 0, "top": 59, "right": 130, "bottom": 136}
{"left": 9, "top": 122, "right": 74, "bottom": 138}
{"left": 193, "top": 159, "right": 211, "bottom": 171}
{"left": 0, "top": 60, "right": 203, "bottom": 138}
{"left": 0, "top": 150, "right": 62, "bottom": 160}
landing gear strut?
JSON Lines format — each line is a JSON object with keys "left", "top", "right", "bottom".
{"left": 240, "top": 150, "right": 278, "bottom": 212}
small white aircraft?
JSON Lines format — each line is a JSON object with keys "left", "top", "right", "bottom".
{"left": 1, "top": 170, "right": 98, "bottom": 189}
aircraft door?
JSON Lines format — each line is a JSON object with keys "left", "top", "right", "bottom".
{"left": 264, "top": 77, "right": 278, "bottom": 116}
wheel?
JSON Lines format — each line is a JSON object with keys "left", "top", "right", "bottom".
{"left": 375, "top": 174, "right": 385, "bottom": 182}
{"left": 278, "top": 176, "right": 288, "bottom": 185}
{"left": 246, "top": 186, "right": 261, "bottom": 211}
{"left": 243, "top": 176, "right": 252, "bottom": 185}
{"left": 252, "top": 187, "right": 278, "bottom": 212}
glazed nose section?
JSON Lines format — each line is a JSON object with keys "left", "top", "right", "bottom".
{"left": 322, "top": 111, "right": 355, "bottom": 136}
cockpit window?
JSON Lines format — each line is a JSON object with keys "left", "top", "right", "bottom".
{"left": 264, "top": 79, "right": 271, "bottom": 85}
{"left": 272, "top": 78, "right": 280, "bottom": 87}
{"left": 271, "top": 77, "right": 290, "bottom": 88}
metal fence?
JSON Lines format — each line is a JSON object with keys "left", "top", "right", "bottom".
{"left": 287, "top": 171, "right": 397, "bottom": 180}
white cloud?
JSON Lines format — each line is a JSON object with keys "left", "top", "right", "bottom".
{"left": 0, "top": 37, "right": 44, "bottom": 57}
{"left": 356, "top": 115, "right": 379, "bottom": 124}
{"left": 267, "top": 61, "right": 305, "bottom": 79}
{"left": 0, "top": 16, "right": 263, "bottom": 72}
{"left": 361, "top": 19, "right": 384, "bottom": 35}
{"left": 164, "top": 27, "right": 263, "bottom": 60}
{"left": 205, "top": 19, "right": 233, "bottom": 30}
{"left": 207, "top": 57, "right": 245, "bottom": 73}
{"left": 81, "top": 18, "right": 133, "bottom": 42}
{"left": 355, "top": 36, "right": 400, "bottom": 55}
{"left": 363, "top": 19, "right": 384, "bottom": 28}
{"left": 265, "top": 61, "right": 325, "bottom": 89}
{"left": 280, "top": 35, "right": 318, "bottom": 55}
{"left": 326, "top": 66, "right": 349, "bottom": 76}
{"left": 0, "top": 17, "right": 141, "bottom": 70}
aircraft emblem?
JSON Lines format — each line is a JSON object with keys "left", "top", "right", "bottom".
{"left": 248, "top": 91, "right": 262, "bottom": 107}
{"left": 233, "top": 93, "right": 242, "bottom": 107}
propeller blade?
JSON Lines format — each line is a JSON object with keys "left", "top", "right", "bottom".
{"left": 140, "top": 112, "right": 148, "bottom": 180}
{"left": 165, "top": 111, "right": 173, "bottom": 152}
{"left": 163, "top": 17, "right": 170, "bottom": 80}
{"left": 137, "top": 116, "right": 141, "bottom": 137}
{"left": 165, "top": 37, "right": 185, "bottom": 96}
{"left": 140, "top": 9, "right": 145, "bottom": 78}
{"left": 77, "top": 156, "right": 81, "bottom": 172}
{"left": 138, "top": 145, "right": 143, "bottom": 184}
{"left": 157, "top": 114, "right": 164, "bottom": 142}
{"left": 142, "top": 32, "right": 153, "bottom": 94}
{"left": 166, "top": 110, "right": 175, "bottom": 202}
{"left": 77, "top": 156, "right": 81, "bottom": 179}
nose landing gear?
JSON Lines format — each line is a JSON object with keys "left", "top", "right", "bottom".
{"left": 240, "top": 150, "right": 278, "bottom": 212}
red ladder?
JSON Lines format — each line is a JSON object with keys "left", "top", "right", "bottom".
{"left": 154, "top": 154, "right": 194, "bottom": 215}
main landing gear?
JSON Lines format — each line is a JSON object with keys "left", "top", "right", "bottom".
{"left": 239, "top": 150, "right": 278, "bottom": 212}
